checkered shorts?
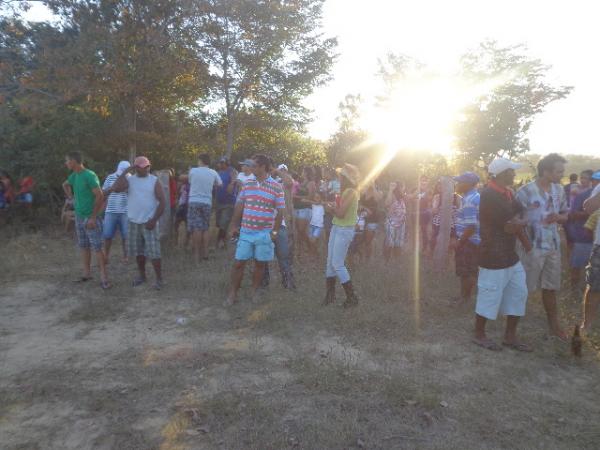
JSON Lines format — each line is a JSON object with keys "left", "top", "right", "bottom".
{"left": 128, "top": 221, "right": 161, "bottom": 259}
{"left": 586, "top": 245, "right": 600, "bottom": 292}
{"left": 187, "top": 202, "right": 211, "bottom": 232}
{"left": 75, "top": 216, "right": 103, "bottom": 252}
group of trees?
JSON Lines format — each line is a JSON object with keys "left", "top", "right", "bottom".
{"left": 1, "top": 1, "right": 574, "bottom": 201}
{"left": 0, "top": 0, "right": 335, "bottom": 199}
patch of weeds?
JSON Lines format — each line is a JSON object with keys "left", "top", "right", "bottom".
{"left": 62, "top": 297, "right": 127, "bottom": 324}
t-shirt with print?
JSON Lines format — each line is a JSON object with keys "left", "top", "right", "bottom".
{"left": 188, "top": 166, "right": 222, "bottom": 206}
{"left": 102, "top": 173, "right": 128, "bottom": 214}
{"left": 455, "top": 188, "right": 480, "bottom": 245}
{"left": 516, "top": 181, "right": 567, "bottom": 251}
{"left": 585, "top": 210, "right": 600, "bottom": 246}
{"left": 68, "top": 168, "right": 100, "bottom": 218}
{"left": 387, "top": 198, "right": 406, "bottom": 227}
{"left": 478, "top": 186, "right": 524, "bottom": 270}
{"left": 237, "top": 176, "right": 285, "bottom": 233}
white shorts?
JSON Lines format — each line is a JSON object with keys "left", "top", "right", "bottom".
{"left": 519, "top": 248, "right": 561, "bottom": 293}
{"left": 475, "top": 262, "right": 528, "bottom": 320}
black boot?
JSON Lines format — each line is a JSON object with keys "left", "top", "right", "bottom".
{"left": 323, "top": 277, "right": 336, "bottom": 305}
{"left": 341, "top": 280, "right": 359, "bottom": 308}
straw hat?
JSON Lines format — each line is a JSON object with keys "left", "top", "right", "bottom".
{"left": 336, "top": 163, "right": 360, "bottom": 186}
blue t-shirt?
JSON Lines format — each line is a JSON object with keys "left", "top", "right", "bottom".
{"left": 216, "top": 169, "right": 236, "bottom": 205}
{"left": 567, "top": 188, "right": 593, "bottom": 243}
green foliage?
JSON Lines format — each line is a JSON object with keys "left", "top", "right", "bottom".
{"left": 454, "top": 40, "right": 572, "bottom": 168}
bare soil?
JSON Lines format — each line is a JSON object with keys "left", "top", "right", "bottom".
{"left": 1, "top": 228, "right": 600, "bottom": 450}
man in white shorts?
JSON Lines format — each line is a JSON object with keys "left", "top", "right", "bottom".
{"left": 474, "top": 158, "right": 533, "bottom": 352}
{"left": 516, "top": 153, "right": 569, "bottom": 340}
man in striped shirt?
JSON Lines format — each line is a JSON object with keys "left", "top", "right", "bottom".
{"left": 225, "top": 154, "right": 285, "bottom": 306}
{"left": 102, "top": 161, "right": 130, "bottom": 263}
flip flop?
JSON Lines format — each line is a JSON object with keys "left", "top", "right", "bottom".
{"left": 545, "top": 334, "right": 568, "bottom": 343}
{"left": 502, "top": 342, "right": 533, "bottom": 352}
{"left": 74, "top": 276, "right": 93, "bottom": 283}
{"left": 472, "top": 338, "right": 503, "bottom": 351}
{"left": 132, "top": 277, "right": 146, "bottom": 287}
{"left": 152, "top": 280, "right": 163, "bottom": 291}
{"left": 100, "top": 280, "right": 112, "bottom": 290}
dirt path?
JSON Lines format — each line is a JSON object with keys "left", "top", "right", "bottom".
{"left": 1, "top": 231, "right": 600, "bottom": 449}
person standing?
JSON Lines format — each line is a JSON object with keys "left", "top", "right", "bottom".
{"left": 566, "top": 170, "right": 594, "bottom": 288}
{"left": 453, "top": 172, "right": 481, "bottom": 305}
{"left": 516, "top": 153, "right": 569, "bottom": 340}
{"left": 225, "top": 155, "right": 285, "bottom": 305}
{"left": 185, "top": 154, "right": 222, "bottom": 264}
{"left": 102, "top": 161, "right": 130, "bottom": 263}
{"left": 323, "top": 163, "right": 361, "bottom": 308}
{"left": 383, "top": 181, "right": 406, "bottom": 263}
{"left": 361, "top": 182, "right": 383, "bottom": 261}
{"left": 580, "top": 171, "right": 600, "bottom": 333}
{"left": 62, "top": 152, "right": 110, "bottom": 289}
{"left": 112, "top": 156, "right": 166, "bottom": 289}
{"left": 473, "top": 158, "right": 532, "bottom": 351}
{"left": 215, "top": 157, "right": 238, "bottom": 249}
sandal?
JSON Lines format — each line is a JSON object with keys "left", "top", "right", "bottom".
{"left": 132, "top": 276, "right": 146, "bottom": 287}
{"left": 100, "top": 280, "right": 112, "bottom": 290}
{"left": 152, "top": 280, "right": 163, "bottom": 290}
{"left": 472, "top": 338, "right": 503, "bottom": 351}
{"left": 502, "top": 341, "right": 533, "bottom": 352}
{"left": 74, "top": 276, "right": 93, "bottom": 283}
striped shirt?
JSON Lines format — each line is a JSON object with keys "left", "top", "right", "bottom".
{"left": 102, "top": 173, "right": 128, "bottom": 214}
{"left": 237, "top": 176, "right": 285, "bottom": 232}
{"left": 455, "top": 188, "right": 480, "bottom": 245}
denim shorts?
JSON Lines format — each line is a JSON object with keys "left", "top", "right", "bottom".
{"left": 309, "top": 225, "right": 323, "bottom": 238}
{"left": 235, "top": 230, "right": 274, "bottom": 262}
{"left": 103, "top": 212, "right": 128, "bottom": 239}
{"left": 187, "top": 202, "right": 211, "bottom": 232}
{"left": 75, "top": 216, "right": 103, "bottom": 252}
{"left": 294, "top": 208, "right": 312, "bottom": 221}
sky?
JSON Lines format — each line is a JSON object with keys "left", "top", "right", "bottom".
{"left": 22, "top": 0, "right": 600, "bottom": 156}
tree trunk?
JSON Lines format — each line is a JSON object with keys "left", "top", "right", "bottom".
{"left": 433, "top": 176, "right": 453, "bottom": 272}
{"left": 225, "top": 108, "right": 235, "bottom": 158}
{"left": 128, "top": 97, "right": 137, "bottom": 162}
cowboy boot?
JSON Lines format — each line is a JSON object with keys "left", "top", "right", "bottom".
{"left": 322, "top": 277, "right": 336, "bottom": 305}
{"left": 341, "top": 280, "right": 359, "bottom": 308}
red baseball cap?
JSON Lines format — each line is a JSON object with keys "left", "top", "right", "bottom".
{"left": 134, "top": 156, "right": 151, "bottom": 168}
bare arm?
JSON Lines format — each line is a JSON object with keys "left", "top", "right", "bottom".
{"left": 111, "top": 170, "right": 131, "bottom": 193}
{"left": 229, "top": 201, "right": 244, "bottom": 235}
{"left": 584, "top": 192, "right": 600, "bottom": 214}
{"left": 273, "top": 209, "right": 283, "bottom": 233}
{"left": 62, "top": 180, "right": 73, "bottom": 199}
{"left": 145, "top": 179, "right": 166, "bottom": 229}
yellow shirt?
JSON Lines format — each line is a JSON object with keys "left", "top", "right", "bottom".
{"left": 332, "top": 188, "right": 359, "bottom": 227}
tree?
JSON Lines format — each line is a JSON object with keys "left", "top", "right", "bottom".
{"left": 454, "top": 40, "right": 572, "bottom": 167}
{"left": 193, "top": 0, "right": 337, "bottom": 158}
{"left": 326, "top": 94, "right": 366, "bottom": 166}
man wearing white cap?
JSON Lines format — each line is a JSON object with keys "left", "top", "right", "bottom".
{"left": 102, "top": 160, "right": 131, "bottom": 263}
{"left": 112, "top": 156, "right": 166, "bottom": 289}
{"left": 473, "top": 157, "right": 532, "bottom": 351}
{"left": 515, "top": 153, "right": 568, "bottom": 340}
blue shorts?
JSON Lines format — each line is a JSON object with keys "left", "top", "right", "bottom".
{"left": 187, "top": 202, "right": 211, "bottom": 232}
{"left": 294, "top": 208, "right": 312, "bottom": 221}
{"left": 235, "top": 230, "right": 274, "bottom": 262}
{"left": 309, "top": 225, "right": 323, "bottom": 238}
{"left": 103, "top": 212, "right": 128, "bottom": 239}
{"left": 571, "top": 242, "right": 593, "bottom": 269}
{"left": 17, "top": 192, "right": 33, "bottom": 203}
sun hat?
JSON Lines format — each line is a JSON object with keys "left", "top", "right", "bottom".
{"left": 133, "top": 156, "right": 151, "bottom": 168}
{"left": 336, "top": 163, "right": 360, "bottom": 186}
{"left": 453, "top": 171, "right": 480, "bottom": 184}
{"left": 488, "top": 157, "right": 521, "bottom": 176}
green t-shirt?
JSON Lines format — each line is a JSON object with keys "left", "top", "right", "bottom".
{"left": 67, "top": 168, "right": 100, "bottom": 218}
{"left": 333, "top": 188, "right": 359, "bottom": 227}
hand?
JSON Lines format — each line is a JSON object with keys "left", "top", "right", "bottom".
{"left": 270, "top": 230, "right": 279, "bottom": 242}
{"left": 229, "top": 225, "right": 240, "bottom": 239}
{"left": 145, "top": 219, "right": 157, "bottom": 230}
{"left": 85, "top": 218, "right": 97, "bottom": 230}
{"left": 127, "top": 166, "right": 136, "bottom": 175}
{"left": 544, "top": 213, "right": 558, "bottom": 224}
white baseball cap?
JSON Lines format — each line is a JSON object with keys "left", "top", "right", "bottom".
{"left": 277, "top": 164, "right": 288, "bottom": 171}
{"left": 488, "top": 157, "right": 521, "bottom": 176}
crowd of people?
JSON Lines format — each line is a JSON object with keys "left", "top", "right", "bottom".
{"left": 61, "top": 151, "right": 600, "bottom": 352}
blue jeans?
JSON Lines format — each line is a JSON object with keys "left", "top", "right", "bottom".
{"left": 262, "top": 226, "right": 295, "bottom": 288}
{"left": 326, "top": 225, "right": 355, "bottom": 283}
{"left": 103, "top": 212, "right": 128, "bottom": 240}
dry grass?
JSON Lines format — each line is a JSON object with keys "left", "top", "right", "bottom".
{"left": 1, "top": 226, "right": 600, "bottom": 449}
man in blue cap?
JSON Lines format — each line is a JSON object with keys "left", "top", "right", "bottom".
{"left": 453, "top": 171, "right": 481, "bottom": 305}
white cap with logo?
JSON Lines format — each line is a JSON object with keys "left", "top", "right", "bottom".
{"left": 488, "top": 157, "right": 521, "bottom": 176}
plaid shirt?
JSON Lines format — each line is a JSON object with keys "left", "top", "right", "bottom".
{"left": 455, "top": 188, "right": 480, "bottom": 245}
{"left": 237, "top": 176, "right": 285, "bottom": 232}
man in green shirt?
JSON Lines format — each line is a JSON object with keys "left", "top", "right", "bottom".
{"left": 62, "top": 152, "right": 110, "bottom": 289}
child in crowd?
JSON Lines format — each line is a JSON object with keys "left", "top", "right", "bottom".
{"left": 306, "top": 192, "right": 325, "bottom": 256}
{"left": 348, "top": 208, "right": 367, "bottom": 266}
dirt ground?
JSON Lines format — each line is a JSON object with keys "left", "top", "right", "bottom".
{"left": 1, "top": 227, "right": 600, "bottom": 450}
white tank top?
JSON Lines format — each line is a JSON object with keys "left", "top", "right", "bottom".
{"left": 127, "top": 174, "right": 159, "bottom": 224}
